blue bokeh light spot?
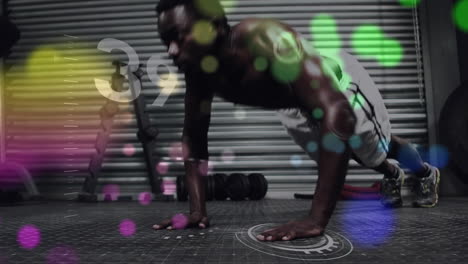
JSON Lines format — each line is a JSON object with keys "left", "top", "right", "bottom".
{"left": 340, "top": 201, "right": 396, "bottom": 247}
{"left": 428, "top": 144, "right": 450, "bottom": 168}
{"left": 306, "top": 141, "right": 318, "bottom": 153}
{"left": 290, "top": 155, "right": 302, "bottom": 167}
{"left": 348, "top": 135, "right": 362, "bottom": 149}
{"left": 322, "top": 133, "right": 345, "bottom": 153}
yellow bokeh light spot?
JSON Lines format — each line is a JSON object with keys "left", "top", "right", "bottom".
{"left": 26, "top": 46, "right": 62, "bottom": 77}
{"left": 22, "top": 42, "right": 112, "bottom": 113}
{"left": 192, "top": 20, "right": 217, "bottom": 45}
{"left": 201, "top": 55, "right": 219, "bottom": 73}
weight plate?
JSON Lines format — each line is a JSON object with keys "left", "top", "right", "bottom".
{"left": 213, "top": 173, "right": 228, "bottom": 200}
{"left": 226, "top": 173, "right": 249, "bottom": 201}
{"left": 439, "top": 83, "right": 468, "bottom": 183}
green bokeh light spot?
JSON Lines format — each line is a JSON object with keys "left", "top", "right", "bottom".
{"left": 274, "top": 31, "right": 303, "bottom": 64}
{"left": 351, "top": 25, "right": 384, "bottom": 57}
{"left": 377, "top": 39, "right": 403, "bottom": 67}
{"left": 195, "top": 0, "right": 225, "bottom": 18}
{"left": 254, "top": 57, "right": 268, "bottom": 72}
{"left": 310, "top": 14, "right": 341, "bottom": 54}
{"left": 301, "top": 38, "right": 316, "bottom": 56}
{"left": 271, "top": 60, "right": 301, "bottom": 83}
{"left": 349, "top": 93, "right": 365, "bottom": 110}
{"left": 220, "top": 0, "right": 238, "bottom": 13}
{"left": 351, "top": 24, "right": 403, "bottom": 67}
{"left": 201, "top": 55, "right": 218, "bottom": 73}
{"left": 399, "top": 0, "right": 421, "bottom": 7}
{"left": 454, "top": 0, "right": 468, "bottom": 32}
{"left": 313, "top": 108, "right": 324, "bottom": 119}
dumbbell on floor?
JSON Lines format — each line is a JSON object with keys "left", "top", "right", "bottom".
{"left": 225, "top": 173, "right": 268, "bottom": 201}
{"left": 175, "top": 173, "right": 267, "bottom": 201}
{"left": 176, "top": 174, "right": 219, "bottom": 202}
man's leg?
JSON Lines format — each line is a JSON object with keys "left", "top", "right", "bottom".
{"left": 352, "top": 153, "right": 404, "bottom": 207}
{"left": 386, "top": 135, "right": 440, "bottom": 207}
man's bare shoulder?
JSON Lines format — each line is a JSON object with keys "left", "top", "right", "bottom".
{"left": 230, "top": 18, "right": 318, "bottom": 59}
{"left": 231, "top": 18, "right": 293, "bottom": 44}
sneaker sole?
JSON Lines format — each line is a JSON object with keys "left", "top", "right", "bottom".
{"left": 417, "top": 167, "right": 440, "bottom": 208}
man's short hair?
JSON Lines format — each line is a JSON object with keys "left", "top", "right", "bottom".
{"left": 156, "top": 0, "right": 194, "bottom": 14}
{"left": 155, "top": 0, "right": 228, "bottom": 26}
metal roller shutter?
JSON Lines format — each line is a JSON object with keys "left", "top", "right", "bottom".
{"left": 3, "top": 0, "right": 427, "bottom": 199}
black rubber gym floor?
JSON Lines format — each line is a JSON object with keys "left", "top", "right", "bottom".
{"left": 1, "top": 198, "right": 467, "bottom": 263}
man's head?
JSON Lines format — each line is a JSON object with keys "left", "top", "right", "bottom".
{"left": 156, "top": 0, "right": 229, "bottom": 71}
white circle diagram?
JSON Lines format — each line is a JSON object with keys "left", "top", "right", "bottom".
{"left": 235, "top": 223, "right": 353, "bottom": 261}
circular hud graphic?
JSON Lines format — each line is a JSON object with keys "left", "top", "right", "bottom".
{"left": 235, "top": 223, "right": 353, "bottom": 261}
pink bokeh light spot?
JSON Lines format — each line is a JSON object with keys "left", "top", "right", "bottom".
{"left": 160, "top": 179, "right": 176, "bottom": 195}
{"left": 102, "top": 184, "right": 120, "bottom": 201}
{"left": 169, "top": 142, "right": 189, "bottom": 161}
{"left": 221, "top": 149, "right": 235, "bottom": 164}
{"left": 17, "top": 225, "right": 41, "bottom": 250}
{"left": 156, "top": 161, "right": 169, "bottom": 175}
{"left": 171, "top": 214, "right": 189, "bottom": 230}
{"left": 198, "top": 160, "right": 214, "bottom": 176}
{"left": 138, "top": 192, "right": 152, "bottom": 206}
{"left": 119, "top": 219, "right": 136, "bottom": 237}
{"left": 122, "top": 144, "right": 136, "bottom": 157}
{"left": 46, "top": 246, "right": 79, "bottom": 264}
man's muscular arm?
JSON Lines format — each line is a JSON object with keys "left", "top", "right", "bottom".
{"left": 293, "top": 56, "right": 357, "bottom": 228}
{"left": 182, "top": 74, "right": 213, "bottom": 219}
{"left": 153, "top": 74, "right": 213, "bottom": 230}
{"left": 256, "top": 55, "right": 357, "bottom": 241}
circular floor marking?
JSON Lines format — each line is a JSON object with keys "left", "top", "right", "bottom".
{"left": 235, "top": 223, "right": 353, "bottom": 261}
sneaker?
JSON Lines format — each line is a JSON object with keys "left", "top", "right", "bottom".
{"left": 380, "top": 167, "right": 405, "bottom": 208}
{"left": 412, "top": 163, "right": 440, "bottom": 208}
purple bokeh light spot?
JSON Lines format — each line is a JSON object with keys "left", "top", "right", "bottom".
{"left": 46, "top": 246, "right": 79, "bottom": 264}
{"left": 198, "top": 160, "right": 214, "bottom": 176}
{"left": 122, "top": 144, "right": 136, "bottom": 157}
{"left": 160, "top": 179, "right": 176, "bottom": 195}
{"left": 169, "top": 142, "right": 188, "bottom": 161}
{"left": 17, "top": 225, "right": 41, "bottom": 250}
{"left": 138, "top": 192, "right": 152, "bottom": 206}
{"left": 102, "top": 184, "right": 120, "bottom": 201}
{"left": 171, "top": 214, "right": 189, "bottom": 230}
{"left": 119, "top": 219, "right": 136, "bottom": 237}
{"left": 156, "top": 161, "right": 169, "bottom": 175}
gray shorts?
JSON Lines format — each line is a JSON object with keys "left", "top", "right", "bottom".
{"left": 277, "top": 51, "right": 391, "bottom": 168}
